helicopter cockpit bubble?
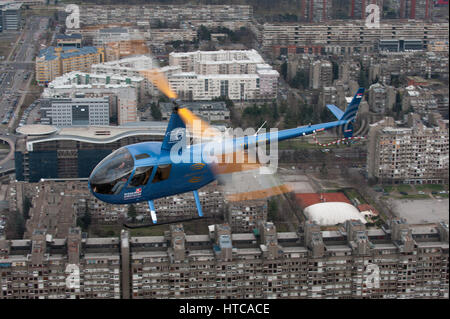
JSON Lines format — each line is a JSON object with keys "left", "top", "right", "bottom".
{"left": 89, "top": 147, "right": 134, "bottom": 195}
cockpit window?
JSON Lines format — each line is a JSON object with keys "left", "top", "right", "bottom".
{"left": 152, "top": 164, "right": 172, "bottom": 183}
{"left": 130, "top": 166, "right": 153, "bottom": 187}
{"left": 90, "top": 148, "right": 134, "bottom": 194}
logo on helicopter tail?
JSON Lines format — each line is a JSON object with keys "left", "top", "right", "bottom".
{"left": 168, "top": 128, "right": 185, "bottom": 143}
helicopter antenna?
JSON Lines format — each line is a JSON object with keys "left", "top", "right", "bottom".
{"left": 171, "top": 98, "right": 180, "bottom": 113}
{"left": 256, "top": 121, "right": 267, "bottom": 135}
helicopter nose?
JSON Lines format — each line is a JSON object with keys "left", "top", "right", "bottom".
{"left": 89, "top": 147, "right": 134, "bottom": 195}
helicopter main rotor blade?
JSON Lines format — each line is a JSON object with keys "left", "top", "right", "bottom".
{"left": 140, "top": 68, "right": 178, "bottom": 99}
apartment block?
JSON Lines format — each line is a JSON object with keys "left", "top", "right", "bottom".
{"left": 263, "top": 21, "right": 449, "bottom": 57}
{"left": 168, "top": 50, "right": 278, "bottom": 101}
{"left": 368, "top": 83, "right": 396, "bottom": 114}
{"left": 159, "top": 101, "right": 230, "bottom": 122}
{"left": 309, "top": 60, "right": 332, "bottom": 89}
{"left": 91, "top": 55, "right": 179, "bottom": 97}
{"left": 42, "top": 72, "right": 139, "bottom": 125}
{"left": 400, "top": 0, "right": 434, "bottom": 19}
{"left": 35, "top": 47, "right": 105, "bottom": 85}
{"left": 367, "top": 114, "right": 449, "bottom": 184}
{"left": 150, "top": 29, "right": 197, "bottom": 47}
{"left": 0, "top": 228, "right": 121, "bottom": 299}
{"left": 77, "top": 4, "right": 252, "bottom": 30}
{"left": 2, "top": 219, "right": 447, "bottom": 299}
{"left": 226, "top": 199, "right": 268, "bottom": 233}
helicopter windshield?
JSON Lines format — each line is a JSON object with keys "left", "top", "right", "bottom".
{"left": 89, "top": 147, "right": 134, "bottom": 195}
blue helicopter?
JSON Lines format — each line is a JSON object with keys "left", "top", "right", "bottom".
{"left": 89, "top": 78, "right": 364, "bottom": 224}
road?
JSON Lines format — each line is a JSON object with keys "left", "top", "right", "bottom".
{"left": 0, "top": 16, "right": 49, "bottom": 131}
{"left": 0, "top": 16, "right": 50, "bottom": 174}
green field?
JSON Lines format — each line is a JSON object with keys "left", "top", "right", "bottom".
{"left": 379, "top": 183, "right": 450, "bottom": 200}
{"left": 415, "top": 184, "right": 446, "bottom": 191}
{"left": 343, "top": 188, "right": 366, "bottom": 204}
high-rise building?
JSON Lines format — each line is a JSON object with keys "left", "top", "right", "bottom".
{"left": 42, "top": 71, "right": 141, "bottom": 125}
{"left": 299, "top": 0, "right": 332, "bottom": 22}
{"left": 368, "top": 83, "right": 396, "bottom": 114}
{"left": 0, "top": 1, "right": 21, "bottom": 32}
{"left": 262, "top": 21, "right": 449, "bottom": 56}
{"left": 40, "top": 97, "right": 110, "bottom": 127}
{"left": 400, "top": 0, "right": 434, "bottom": 20}
{"left": 76, "top": 4, "right": 252, "bottom": 31}
{"left": 309, "top": 60, "right": 332, "bottom": 89}
{"left": 1, "top": 219, "right": 448, "bottom": 299}
{"left": 226, "top": 199, "right": 268, "bottom": 233}
{"left": 366, "top": 114, "right": 449, "bottom": 184}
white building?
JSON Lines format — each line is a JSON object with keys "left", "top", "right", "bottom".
{"left": 92, "top": 51, "right": 279, "bottom": 101}
{"left": 41, "top": 97, "right": 110, "bottom": 127}
{"left": 92, "top": 27, "right": 148, "bottom": 47}
{"left": 91, "top": 55, "right": 180, "bottom": 96}
{"left": 42, "top": 72, "right": 138, "bottom": 125}
{"left": 168, "top": 50, "right": 278, "bottom": 101}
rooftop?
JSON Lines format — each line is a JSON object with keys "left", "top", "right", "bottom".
{"left": 38, "top": 46, "right": 100, "bottom": 61}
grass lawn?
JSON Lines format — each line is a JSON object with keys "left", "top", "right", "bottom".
{"left": 382, "top": 184, "right": 412, "bottom": 193}
{"left": 343, "top": 188, "right": 367, "bottom": 204}
{"left": 415, "top": 184, "right": 445, "bottom": 191}
{"left": 273, "top": 222, "right": 290, "bottom": 232}
{"left": 397, "top": 184, "right": 413, "bottom": 192}
{"left": 129, "top": 225, "right": 168, "bottom": 237}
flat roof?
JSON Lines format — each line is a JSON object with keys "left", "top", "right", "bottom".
{"left": 24, "top": 123, "right": 167, "bottom": 148}
{"left": 186, "top": 235, "right": 210, "bottom": 242}
{"left": 16, "top": 124, "right": 58, "bottom": 136}
{"left": 130, "top": 236, "right": 165, "bottom": 244}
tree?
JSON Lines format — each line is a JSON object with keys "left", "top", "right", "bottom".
{"left": 151, "top": 102, "right": 162, "bottom": 121}
{"left": 332, "top": 61, "right": 339, "bottom": 80}
{"left": 358, "top": 67, "right": 370, "bottom": 89}
{"left": 23, "top": 196, "right": 32, "bottom": 220}
{"left": 268, "top": 199, "right": 278, "bottom": 221}
{"left": 77, "top": 201, "right": 91, "bottom": 232}
{"left": 393, "top": 91, "right": 402, "bottom": 119}
{"left": 290, "top": 70, "right": 309, "bottom": 89}
{"left": 280, "top": 61, "right": 287, "bottom": 80}
{"left": 197, "top": 25, "right": 211, "bottom": 41}
{"left": 15, "top": 211, "right": 25, "bottom": 239}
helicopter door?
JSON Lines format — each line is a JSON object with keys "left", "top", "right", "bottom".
{"left": 152, "top": 164, "right": 172, "bottom": 183}
{"left": 129, "top": 166, "right": 154, "bottom": 187}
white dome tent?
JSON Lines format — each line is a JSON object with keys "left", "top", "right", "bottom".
{"left": 304, "top": 202, "right": 367, "bottom": 226}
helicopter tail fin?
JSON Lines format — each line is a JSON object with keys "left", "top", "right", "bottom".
{"left": 160, "top": 110, "right": 186, "bottom": 154}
